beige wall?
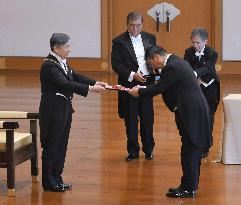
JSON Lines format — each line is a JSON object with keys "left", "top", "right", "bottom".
{"left": 112, "top": 0, "right": 213, "bottom": 57}
{"left": 1, "top": 0, "right": 241, "bottom": 74}
{"left": 213, "top": 0, "right": 241, "bottom": 74}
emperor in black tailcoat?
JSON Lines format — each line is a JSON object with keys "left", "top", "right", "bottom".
{"left": 39, "top": 33, "right": 104, "bottom": 192}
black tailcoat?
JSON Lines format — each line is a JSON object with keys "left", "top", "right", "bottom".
{"left": 139, "top": 55, "right": 212, "bottom": 148}
{"left": 184, "top": 46, "right": 220, "bottom": 114}
{"left": 39, "top": 54, "right": 96, "bottom": 146}
{"left": 139, "top": 54, "right": 212, "bottom": 191}
{"left": 39, "top": 54, "right": 96, "bottom": 188}
{"left": 111, "top": 31, "right": 156, "bottom": 118}
{"left": 111, "top": 31, "right": 156, "bottom": 154}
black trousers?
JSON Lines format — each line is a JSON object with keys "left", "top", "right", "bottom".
{"left": 201, "top": 82, "right": 219, "bottom": 124}
{"left": 201, "top": 82, "right": 219, "bottom": 148}
{"left": 124, "top": 95, "right": 155, "bottom": 155}
{"left": 180, "top": 137, "right": 205, "bottom": 191}
{"left": 175, "top": 111, "right": 207, "bottom": 191}
{"left": 41, "top": 99, "right": 72, "bottom": 188}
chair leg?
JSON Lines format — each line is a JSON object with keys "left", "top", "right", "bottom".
{"left": 31, "top": 156, "right": 39, "bottom": 183}
{"left": 7, "top": 163, "right": 15, "bottom": 196}
{"left": 32, "top": 176, "right": 39, "bottom": 183}
{"left": 8, "top": 189, "right": 15, "bottom": 197}
{"left": 7, "top": 165, "right": 15, "bottom": 193}
{"left": 30, "top": 119, "right": 39, "bottom": 182}
{"left": 6, "top": 129, "right": 15, "bottom": 197}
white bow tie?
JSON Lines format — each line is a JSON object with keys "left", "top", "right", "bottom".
{"left": 61, "top": 59, "right": 67, "bottom": 64}
{"left": 195, "top": 51, "right": 204, "bottom": 57}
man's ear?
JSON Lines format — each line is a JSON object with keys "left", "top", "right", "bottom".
{"left": 154, "top": 54, "right": 162, "bottom": 63}
{"left": 53, "top": 45, "right": 57, "bottom": 52}
{"left": 53, "top": 45, "right": 61, "bottom": 52}
{"left": 153, "top": 53, "right": 158, "bottom": 60}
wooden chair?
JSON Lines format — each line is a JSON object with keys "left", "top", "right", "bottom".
{"left": 0, "top": 111, "right": 39, "bottom": 196}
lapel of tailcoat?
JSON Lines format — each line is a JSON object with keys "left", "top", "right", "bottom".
{"left": 47, "top": 54, "right": 73, "bottom": 81}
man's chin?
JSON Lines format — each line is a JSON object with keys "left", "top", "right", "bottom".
{"left": 131, "top": 32, "right": 140, "bottom": 37}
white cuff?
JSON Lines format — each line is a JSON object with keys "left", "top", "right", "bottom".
{"left": 128, "top": 71, "right": 135, "bottom": 82}
{"left": 194, "top": 71, "right": 197, "bottom": 77}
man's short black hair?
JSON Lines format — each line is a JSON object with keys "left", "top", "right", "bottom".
{"left": 191, "top": 27, "right": 208, "bottom": 41}
{"left": 50, "top": 33, "right": 70, "bottom": 51}
{"left": 145, "top": 45, "right": 167, "bottom": 60}
{"left": 126, "top": 11, "right": 143, "bottom": 23}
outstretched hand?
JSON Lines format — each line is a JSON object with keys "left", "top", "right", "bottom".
{"left": 89, "top": 85, "right": 106, "bottom": 93}
{"left": 96, "top": 81, "right": 109, "bottom": 87}
{"left": 128, "top": 87, "right": 139, "bottom": 97}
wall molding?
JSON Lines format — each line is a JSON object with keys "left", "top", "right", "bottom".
{"left": 3, "top": 0, "right": 112, "bottom": 72}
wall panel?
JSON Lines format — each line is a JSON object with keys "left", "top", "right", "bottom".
{"left": 1, "top": 0, "right": 241, "bottom": 74}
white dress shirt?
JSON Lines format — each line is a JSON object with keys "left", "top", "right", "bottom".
{"left": 49, "top": 51, "right": 70, "bottom": 99}
{"left": 193, "top": 46, "right": 215, "bottom": 87}
{"left": 195, "top": 46, "right": 205, "bottom": 60}
{"left": 128, "top": 33, "right": 149, "bottom": 82}
{"left": 50, "top": 51, "right": 68, "bottom": 75}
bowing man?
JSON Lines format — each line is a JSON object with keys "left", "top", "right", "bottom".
{"left": 129, "top": 45, "right": 212, "bottom": 198}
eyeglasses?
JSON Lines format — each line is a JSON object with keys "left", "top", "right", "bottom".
{"left": 191, "top": 41, "right": 202, "bottom": 45}
{"left": 129, "top": 24, "right": 142, "bottom": 28}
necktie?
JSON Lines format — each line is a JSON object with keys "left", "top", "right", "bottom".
{"left": 63, "top": 63, "right": 68, "bottom": 74}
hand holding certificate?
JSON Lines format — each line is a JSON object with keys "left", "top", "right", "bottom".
{"left": 105, "top": 85, "right": 130, "bottom": 92}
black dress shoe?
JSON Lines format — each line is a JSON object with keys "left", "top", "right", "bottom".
{"left": 168, "top": 186, "right": 181, "bottom": 193}
{"left": 60, "top": 183, "right": 72, "bottom": 190}
{"left": 145, "top": 153, "right": 153, "bottom": 160}
{"left": 201, "top": 151, "right": 209, "bottom": 158}
{"left": 166, "top": 189, "right": 195, "bottom": 198}
{"left": 43, "top": 185, "right": 66, "bottom": 192}
{"left": 125, "top": 153, "right": 139, "bottom": 161}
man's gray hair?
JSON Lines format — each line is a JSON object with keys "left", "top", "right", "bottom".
{"left": 191, "top": 27, "right": 208, "bottom": 41}
{"left": 50, "top": 33, "right": 70, "bottom": 51}
{"left": 126, "top": 11, "right": 143, "bottom": 23}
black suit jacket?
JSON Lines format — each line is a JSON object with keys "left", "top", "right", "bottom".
{"left": 184, "top": 46, "right": 219, "bottom": 83}
{"left": 184, "top": 45, "right": 220, "bottom": 105}
{"left": 139, "top": 55, "right": 212, "bottom": 148}
{"left": 39, "top": 54, "right": 96, "bottom": 146}
{"left": 111, "top": 31, "right": 156, "bottom": 118}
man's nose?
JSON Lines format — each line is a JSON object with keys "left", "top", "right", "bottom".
{"left": 194, "top": 45, "right": 199, "bottom": 50}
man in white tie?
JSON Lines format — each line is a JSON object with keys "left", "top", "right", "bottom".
{"left": 111, "top": 12, "right": 156, "bottom": 161}
{"left": 39, "top": 33, "right": 107, "bottom": 192}
{"left": 184, "top": 27, "right": 220, "bottom": 158}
